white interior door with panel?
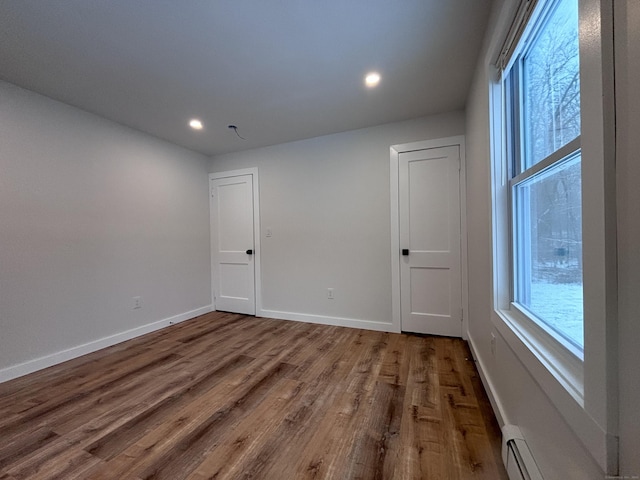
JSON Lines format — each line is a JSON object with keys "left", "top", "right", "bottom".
{"left": 398, "top": 145, "right": 462, "bottom": 337}
{"left": 210, "top": 170, "right": 259, "bottom": 315}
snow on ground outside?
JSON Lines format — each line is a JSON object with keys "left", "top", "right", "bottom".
{"left": 529, "top": 281, "right": 583, "bottom": 348}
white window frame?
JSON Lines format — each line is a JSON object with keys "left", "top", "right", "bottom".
{"left": 489, "top": 0, "right": 617, "bottom": 473}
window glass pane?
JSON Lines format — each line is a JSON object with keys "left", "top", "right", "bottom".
{"left": 524, "top": 0, "right": 580, "bottom": 168}
{"left": 514, "top": 153, "right": 583, "bottom": 349}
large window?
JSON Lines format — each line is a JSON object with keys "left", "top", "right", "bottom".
{"left": 504, "top": 0, "right": 583, "bottom": 355}
{"left": 491, "top": 0, "right": 617, "bottom": 471}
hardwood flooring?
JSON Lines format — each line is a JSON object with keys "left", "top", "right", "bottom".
{"left": 0, "top": 312, "right": 507, "bottom": 479}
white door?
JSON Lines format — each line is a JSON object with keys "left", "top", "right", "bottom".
{"left": 399, "top": 145, "right": 462, "bottom": 336}
{"left": 210, "top": 174, "right": 256, "bottom": 315}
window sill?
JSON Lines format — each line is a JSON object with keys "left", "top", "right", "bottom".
{"left": 494, "top": 304, "right": 584, "bottom": 406}
{"left": 491, "top": 305, "right": 611, "bottom": 472}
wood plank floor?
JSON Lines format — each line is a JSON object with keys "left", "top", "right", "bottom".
{"left": 0, "top": 312, "right": 507, "bottom": 479}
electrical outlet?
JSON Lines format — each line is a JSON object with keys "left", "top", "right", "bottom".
{"left": 133, "top": 296, "right": 142, "bottom": 310}
{"left": 327, "top": 288, "right": 334, "bottom": 300}
{"left": 490, "top": 332, "right": 496, "bottom": 357}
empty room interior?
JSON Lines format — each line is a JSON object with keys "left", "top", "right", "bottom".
{"left": 0, "top": 0, "right": 638, "bottom": 479}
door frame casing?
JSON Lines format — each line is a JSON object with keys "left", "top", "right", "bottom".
{"left": 390, "top": 136, "right": 468, "bottom": 338}
{"left": 209, "top": 168, "right": 261, "bottom": 314}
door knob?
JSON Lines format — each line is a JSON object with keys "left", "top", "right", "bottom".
{"left": 402, "top": 249, "right": 409, "bottom": 256}
{"left": 246, "top": 249, "right": 253, "bottom": 255}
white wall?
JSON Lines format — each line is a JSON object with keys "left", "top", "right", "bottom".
{"left": 210, "top": 113, "right": 464, "bottom": 329}
{"left": 466, "top": 0, "right": 639, "bottom": 477}
{"left": 0, "top": 80, "right": 212, "bottom": 380}
{"left": 614, "top": 0, "right": 640, "bottom": 476}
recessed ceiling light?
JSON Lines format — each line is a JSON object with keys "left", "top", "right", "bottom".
{"left": 189, "top": 119, "right": 203, "bottom": 130}
{"left": 365, "top": 72, "right": 381, "bottom": 88}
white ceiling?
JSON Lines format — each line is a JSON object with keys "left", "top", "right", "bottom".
{"left": 0, "top": 1, "right": 492, "bottom": 156}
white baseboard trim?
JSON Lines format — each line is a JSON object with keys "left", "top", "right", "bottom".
{"left": 0, "top": 305, "right": 213, "bottom": 384}
{"left": 258, "top": 308, "right": 399, "bottom": 333}
{"left": 466, "top": 331, "right": 509, "bottom": 428}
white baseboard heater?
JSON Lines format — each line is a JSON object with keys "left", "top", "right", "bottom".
{"left": 502, "top": 425, "right": 544, "bottom": 480}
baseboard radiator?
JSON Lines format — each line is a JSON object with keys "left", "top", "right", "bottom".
{"left": 502, "top": 425, "right": 544, "bottom": 480}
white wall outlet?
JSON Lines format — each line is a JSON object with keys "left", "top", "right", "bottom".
{"left": 266, "top": 228, "right": 272, "bottom": 237}
{"left": 133, "top": 296, "right": 142, "bottom": 309}
{"left": 327, "top": 288, "right": 334, "bottom": 300}
{"left": 490, "top": 332, "right": 496, "bottom": 357}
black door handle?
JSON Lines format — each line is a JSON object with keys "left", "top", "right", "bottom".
{"left": 402, "top": 249, "right": 409, "bottom": 256}
{"left": 246, "top": 249, "right": 253, "bottom": 255}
